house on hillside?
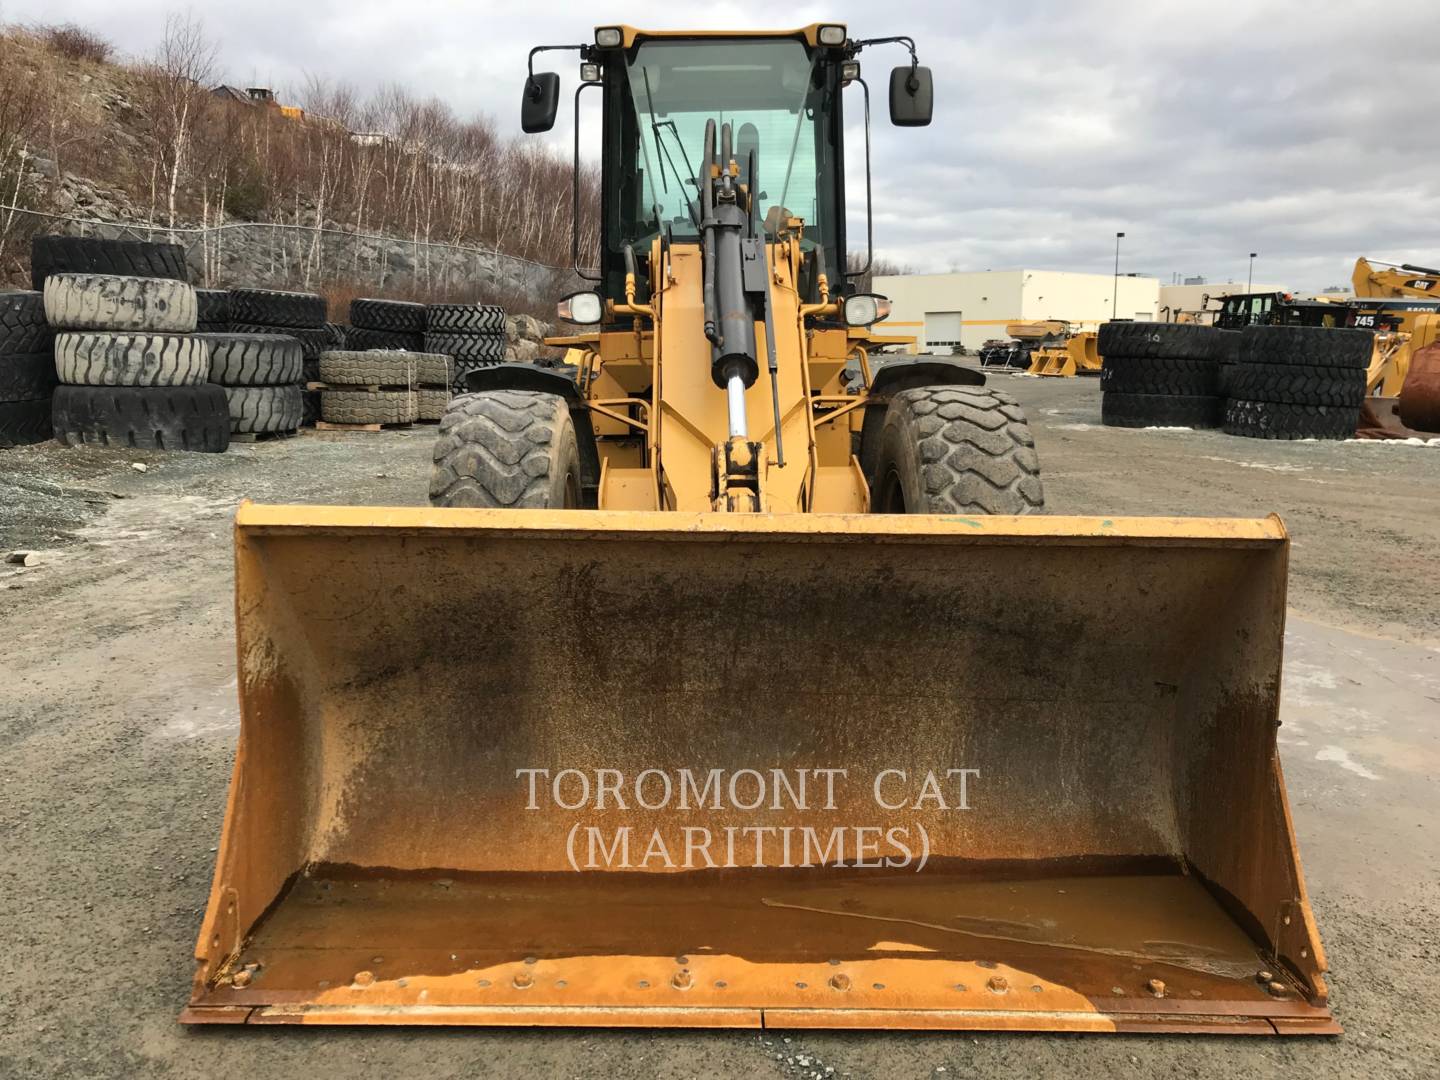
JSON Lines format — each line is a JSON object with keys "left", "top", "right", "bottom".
{"left": 209, "top": 85, "right": 304, "bottom": 120}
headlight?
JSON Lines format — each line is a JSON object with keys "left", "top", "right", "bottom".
{"left": 557, "top": 291, "right": 604, "bottom": 325}
{"left": 840, "top": 61, "right": 860, "bottom": 84}
{"left": 594, "top": 26, "right": 623, "bottom": 48}
{"left": 843, "top": 294, "right": 891, "bottom": 327}
{"left": 580, "top": 62, "right": 601, "bottom": 83}
{"left": 817, "top": 24, "right": 847, "bottom": 46}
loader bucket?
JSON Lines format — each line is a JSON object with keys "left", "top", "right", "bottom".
{"left": 185, "top": 505, "right": 1335, "bottom": 1035}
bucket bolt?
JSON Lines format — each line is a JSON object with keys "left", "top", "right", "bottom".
{"left": 1147, "top": 979, "right": 1166, "bottom": 998}
{"left": 672, "top": 971, "right": 692, "bottom": 990}
{"left": 987, "top": 975, "right": 1009, "bottom": 994}
{"left": 828, "top": 973, "right": 851, "bottom": 992}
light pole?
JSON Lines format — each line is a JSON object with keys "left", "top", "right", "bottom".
{"left": 1112, "top": 232, "right": 1125, "bottom": 317}
{"left": 1247, "top": 252, "right": 1257, "bottom": 292}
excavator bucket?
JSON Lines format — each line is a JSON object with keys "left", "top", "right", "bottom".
{"left": 184, "top": 504, "right": 1335, "bottom": 1035}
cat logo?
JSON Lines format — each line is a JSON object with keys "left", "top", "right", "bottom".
{"left": 1404, "top": 278, "right": 1436, "bottom": 291}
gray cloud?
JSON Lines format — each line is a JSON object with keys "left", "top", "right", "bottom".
{"left": 11, "top": 0, "right": 1439, "bottom": 289}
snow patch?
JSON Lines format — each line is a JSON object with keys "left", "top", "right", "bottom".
{"left": 1344, "top": 436, "right": 1440, "bottom": 447}
{"left": 1315, "top": 745, "right": 1379, "bottom": 780}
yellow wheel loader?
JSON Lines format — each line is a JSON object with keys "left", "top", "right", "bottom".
{"left": 185, "top": 24, "right": 1335, "bottom": 1035}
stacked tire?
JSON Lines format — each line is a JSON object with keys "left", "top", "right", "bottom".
{"left": 316, "top": 350, "right": 419, "bottom": 426}
{"left": 30, "top": 235, "right": 189, "bottom": 291}
{"left": 195, "top": 288, "right": 231, "bottom": 333}
{"left": 1221, "top": 326, "right": 1372, "bottom": 440}
{"left": 425, "top": 304, "right": 506, "bottom": 392}
{"left": 45, "top": 273, "right": 229, "bottom": 452}
{"left": 347, "top": 298, "right": 425, "bottom": 352}
{"left": 1099, "top": 322, "right": 1223, "bottom": 429}
{"left": 412, "top": 352, "right": 452, "bottom": 421}
{"left": 200, "top": 333, "right": 304, "bottom": 437}
{"left": 0, "top": 291, "right": 56, "bottom": 447}
{"left": 228, "top": 288, "right": 333, "bottom": 426}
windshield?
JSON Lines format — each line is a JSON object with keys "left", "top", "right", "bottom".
{"left": 605, "top": 36, "right": 839, "bottom": 290}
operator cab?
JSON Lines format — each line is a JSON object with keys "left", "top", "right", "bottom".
{"left": 520, "top": 25, "right": 932, "bottom": 305}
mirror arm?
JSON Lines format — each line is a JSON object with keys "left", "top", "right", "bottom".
{"left": 851, "top": 34, "right": 920, "bottom": 82}
{"left": 527, "top": 44, "right": 587, "bottom": 93}
{"left": 573, "top": 81, "right": 602, "bottom": 282}
{"left": 845, "top": 78, "right": 874, "bottom": 281}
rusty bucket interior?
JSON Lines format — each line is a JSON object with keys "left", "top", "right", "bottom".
{"left": 184, "top": 506, "right": 1335, "bottom": 1034}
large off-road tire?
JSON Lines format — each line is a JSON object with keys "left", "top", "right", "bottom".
{"left": 201, "top": 333, "right": 304, "bottom": 386}
{"left": 55, "top": 332, "right": 209, "bottom": 386}
{"left": 412, "top": 352, "right": 451, "bottom": 386}
{"left": 230, "top": 322, "right": 333, "bottom": 360}
{"left": 429, "top": 389, "right": 582, "bottom": 508}
{"left": 30, "top": 235, "right": 189, "bottom": 290}
{"left": 344, "top": 326, "right": 424, "bottom": 352}
{"left": 0, "top": 351, "right": 57, "bottom": 401}
{"left": 51, "top": 384, "right": 230, "bottom": 452}
{"left": 426, "top": 303, "right": 506, "bottom": 334}
{"left": 350, "top": 298, "right": 426, "bottom": 334}
{"left": 1223, "top": 398, "right": 1359, "bottom": 440}
{"left": 1224, "top": 362, "right": 1367, "bottom": 407}
{"left": 1237, "top": 325, "right": 1373, "bottom": 369}
{"left": 1098, "top": 321, "right": 1218, "bottom": 361}
{"left": 425, "top": 331, "right": 507, "bottom": 363}
{"left": 868, "top": 386, "right": 1043, "bottom": 515}
{"left": 0, "top": 291, "right": 53, "bottom": 354}
{"left": 195, "top": 288, "right": 231, "bottom": 326}
{"left": 417, "top": 387, "right": 450, "bottom": 420}
{"left": 320, "top": 388, "right": 417, "bottom": 424}
{"left": 1101, "top": 391, "right": 1222, "bottom": 429}
{"left": 228, "top": 288, "right": 327, "bottom": 329}
{"left": 43, "top": 274, "right": 197, "bottom": 332}
{"left": 1100, "top": 355, "right": 1220, "bottom": 397}
{"left": 0, "top": 399, "right": 53, "bottom": 447}
{"left": 317, "top": 350, "right": 418, "bottom": 386}
{"left": 225, "top": 385, "right": 302, "bottom": 433}
{"left": 1217, "top": 328, "right": 1242, "bottom": 364}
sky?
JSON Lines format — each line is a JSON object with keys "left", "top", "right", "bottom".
{"left": 11, "top": 0, "right": 1440, "bottom": 290}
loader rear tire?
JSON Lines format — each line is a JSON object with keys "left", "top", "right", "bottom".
{"left": 870, "top": 386, "right": 1043, "bottom": 515}
{"left": 429, "top": 389, "right": 582, "bottom": 509}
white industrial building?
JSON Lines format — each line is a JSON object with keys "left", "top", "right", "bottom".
{"left": 874, "top": 270, "right": 1160, "bottom": 352}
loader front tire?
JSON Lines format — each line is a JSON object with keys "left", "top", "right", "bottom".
{"left": 871, "top": 386, "right": 1044, "bottom": 515}
{"left": 429, "top": 389, "right": 582, "bottom": 509}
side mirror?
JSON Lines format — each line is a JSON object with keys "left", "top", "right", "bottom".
{"left": 888, "top": 65, "right": 933, "bottom": 127}
{"left": 521, "top": 72, "right": 561, "bottom": 133}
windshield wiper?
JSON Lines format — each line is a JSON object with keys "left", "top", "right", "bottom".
{"left": 637, "top": 69, "right": 699, "bottom": 231}
{"left": 653, "top": 121, "right": 701, "bottom": 230}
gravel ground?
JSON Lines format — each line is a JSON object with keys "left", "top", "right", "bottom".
{"left": 1, "top": 377, "right": 1437, "bottom": 1078}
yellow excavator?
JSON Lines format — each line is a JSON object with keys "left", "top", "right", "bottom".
{"left": 1351, "top": 257, "right": 1440, "bottom": 397}
{"left": 185, "top": 24, "right": 1333, "bottom": 1035}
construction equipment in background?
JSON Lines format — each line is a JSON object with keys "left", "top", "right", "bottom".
{"left": 185, "top": 23, "right": 1334, "bottom": 1036}
{"left": 1212, "top": 291, "right": 1348, "bottom": 330}
{"left": 1348, "top": 258, "right": 1440, "bottom": 406}
{"left": 1351, "top": 256, "right": 1440, "bottom": 301}
{"left": 979, "top": 320, "right": 1075, "bottom": 372}
{"left": 1028, "top": 329, "right": 1101, "bottom": 377}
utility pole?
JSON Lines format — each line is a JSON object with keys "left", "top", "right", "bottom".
{"left": 1248, "top": 252, "right": 1257, "bottom": 292}
{"left": 1113, "top": 232, "right": 1125, "bottom": 316}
